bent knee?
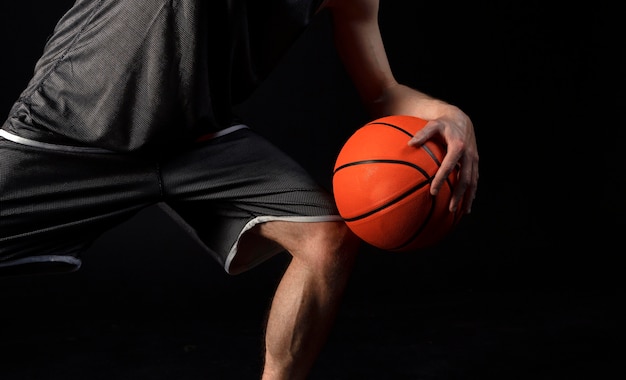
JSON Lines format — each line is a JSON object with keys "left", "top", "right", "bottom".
{"left": 308, "top": 221, "right": 360, "bottom": 253}
{"left": 295, "top": 221, "right": 360, "bottom": 272}
{"left": 259, "top": 220, "right": 360, "bottom": 268}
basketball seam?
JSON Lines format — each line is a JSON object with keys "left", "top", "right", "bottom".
{"left": 421, "top": 143, "right": 458, "bottom": 204}
{"left": 364, "top": 120, "right": 439, "bottom": 250}
{"left": 334, "top": 159, "right": 431, "bottom": 177}
{"left": 335, "top": 117, "right": 460, "bottom": 251}
{"left": 366, "top": 120, "right": 446, "bottom": 167}
{"left": 341, "top": 179, "right": 432, "bottom": 222}
{"left": 367, "top": 122, "right": 413, "bottom": 138}
{"left": 391, "top": 197, "right": 437, "bottom": 251}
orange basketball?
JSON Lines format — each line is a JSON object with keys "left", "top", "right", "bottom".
{"left": 332, "top": 115, "right": 463, "bottom": 252}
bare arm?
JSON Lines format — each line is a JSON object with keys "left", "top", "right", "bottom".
{"left": 325, "top": 0, "right": 479, "bottom": 214}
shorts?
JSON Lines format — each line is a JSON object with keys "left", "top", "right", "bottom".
{"left": 0, "top": 125, "right": 341, "bottom": 276}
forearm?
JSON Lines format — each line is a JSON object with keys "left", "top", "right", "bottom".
{"left": 367, "top": 82, "right": 464, "bottom": 122}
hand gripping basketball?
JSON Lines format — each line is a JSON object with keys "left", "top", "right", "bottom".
{"left": 332, "top": 115, "right": 463, "bottom": 251}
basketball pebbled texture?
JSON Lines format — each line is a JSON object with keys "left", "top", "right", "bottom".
{"left": 332, "top": 115, "right": 463, "bottom": 251}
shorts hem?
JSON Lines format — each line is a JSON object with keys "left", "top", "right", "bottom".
{"left": 225, "top": 214, "right": 344, "bottom": 275}
{"left": 0, "top": 255, "right": 82, "bottom": 277}
{"left": 0, "top": 128, "right": 115, "bottom": 154}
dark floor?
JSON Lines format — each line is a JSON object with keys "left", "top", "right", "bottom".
{"left": 0, "top": 207, "right": 622, "bottom": 379}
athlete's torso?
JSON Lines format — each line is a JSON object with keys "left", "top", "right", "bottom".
{"left": 1, "top": 0, "right": 325, "bottom": 153}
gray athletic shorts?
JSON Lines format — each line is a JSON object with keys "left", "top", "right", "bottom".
{"left": 0, "top": 125, "right": 341, "bottom": 276}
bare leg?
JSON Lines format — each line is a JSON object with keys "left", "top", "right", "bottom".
{"left": 255, "top": 220, "right": 360, "bottom": 380}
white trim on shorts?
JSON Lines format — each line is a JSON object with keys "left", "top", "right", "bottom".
{"left": 158, "top": 202, "right": 343, "bottom": 275}
{"left": 198, "top": 124, "right": 249, "bottom": 140}
{"left": 0, "top": 128, "right": 115, "bottom": 154}
{"left": 0, "top": 255, "right": 82, "bottom": 270}
{"left": 225, "top": 214, "right": 344, "bottom": 274}
{"left": 0, "top": 124, "right": 250, "bottom": 153}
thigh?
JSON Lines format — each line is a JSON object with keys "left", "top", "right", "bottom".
{"left": 159, "top": 128, "right": 343, "bottom": 274}
{"left": 0, "top": 134, "right": 160, "bottom": 274}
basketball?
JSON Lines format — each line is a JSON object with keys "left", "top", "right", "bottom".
{"left": 332, "top": 115, "right": 463, "bottom": 252}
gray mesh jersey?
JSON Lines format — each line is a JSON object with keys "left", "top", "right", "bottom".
{"left": 1, "top": 0, "right": 326, "bottom": 153}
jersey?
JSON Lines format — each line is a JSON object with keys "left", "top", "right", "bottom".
{"left": 1, "top": 0, "right": 326, "bottom": 153}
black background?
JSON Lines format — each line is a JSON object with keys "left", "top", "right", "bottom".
{"left": 1, "top": 1, "right": 624, "bottom": 379}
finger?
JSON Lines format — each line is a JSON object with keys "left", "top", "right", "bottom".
{"left": 430, "top": 144, "right": 463, "bottom": 197}
{"left": 449, "top": 161, "right": 472, "bottom": 213}
{"left": 460, "top": 161, "right": 479, "bottom": 214}
{"left": 408, "top": 120, "right": 440, "bottom": 147}
{"left": 449, "top": 157, "right": 478, "bottom": 214}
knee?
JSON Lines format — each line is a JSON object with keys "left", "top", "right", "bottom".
{"left": 321, "top": 221, "right": 360, "bottom": 253}
{"left": 257, "top": 219, "right": 361, "bottom": 273}
{"left": 300, "top": 221, "right": 361, "bottom": 273}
